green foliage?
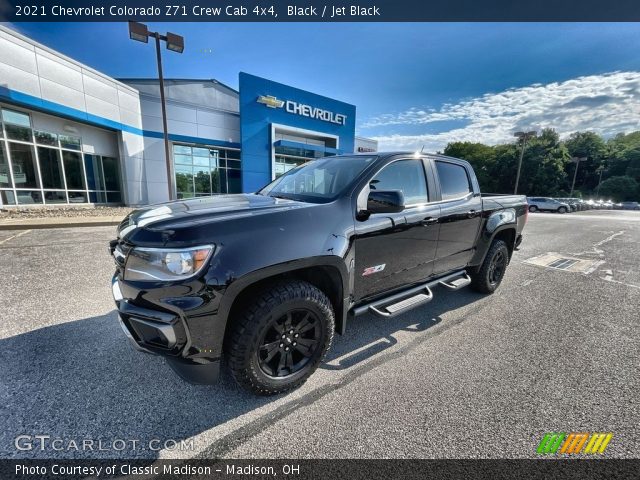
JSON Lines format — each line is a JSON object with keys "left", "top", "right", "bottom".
{"left": 597, "top": 176, "right": 639, "bottom": 202}
{"left": 442, "top": 129, "right": 640, "bottom": 200}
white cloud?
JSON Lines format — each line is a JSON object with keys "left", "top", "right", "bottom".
{"left": 361, "top": 71, "right": 640, "bottom": 152}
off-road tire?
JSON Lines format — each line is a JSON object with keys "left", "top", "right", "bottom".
{"left": 469, "top": 239, "right": 510, "bottom": 294}
{"left": 226, "top": 280, "right": 334, "bottom": 395}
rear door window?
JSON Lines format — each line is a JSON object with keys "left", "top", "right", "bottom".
{"left": 435, "top": 161, "right": 472, "bottom": 200}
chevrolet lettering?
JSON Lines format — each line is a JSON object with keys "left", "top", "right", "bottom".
{"left": 110, "top": 153, "right": 527, "bottom": 395}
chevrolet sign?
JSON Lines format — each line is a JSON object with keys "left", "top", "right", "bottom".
{"left": 256, "top": 95, "right": 347, "bottom": 125}
{"left": 257, "top": 95, "right": 285, "bottom": 108}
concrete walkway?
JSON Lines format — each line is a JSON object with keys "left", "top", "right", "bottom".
{"left": 0, "top": 216, "right": 122, "bottom": 230}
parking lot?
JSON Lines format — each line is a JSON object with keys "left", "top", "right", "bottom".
{"left": 1, "top": 210, "right": 639, "bottom": 459}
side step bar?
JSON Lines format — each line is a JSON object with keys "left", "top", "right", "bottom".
{"left": 439, "top": 272, "right": 471, "bottom": 290}
{"left": 353, "top": 270, "right": 470, "bottom": 318}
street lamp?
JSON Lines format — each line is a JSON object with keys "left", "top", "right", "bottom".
{"left": 513, "top": 130, "right": 537, "bottom": 194}
{"left": 569, "top": 157, "right": 587, "bottom": 196}
{"left": 595, "top": 164, "right": 608, "bottom": 197}
{"left": 128, "top": 21, "right": 184, "bottom": 201}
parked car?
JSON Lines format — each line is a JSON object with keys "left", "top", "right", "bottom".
{"left": 527, "top": 197, "right": 571, "bottom": 213}
{"left": 109, "top": 152, "right": 528, "bottom": 395}
{"left": 555, "top": 198, "right": 579, "bottom": 212}
{"left": 620, "top": 201, "right": 640, "bottom": 210}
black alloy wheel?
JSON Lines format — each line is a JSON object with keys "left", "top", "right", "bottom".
{"left": 257, "top": 309, "right": 322, "bottom": 378}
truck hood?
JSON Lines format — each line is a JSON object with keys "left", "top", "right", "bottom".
{"left": 118, "top": 193, "right": 311, "bottom": 238}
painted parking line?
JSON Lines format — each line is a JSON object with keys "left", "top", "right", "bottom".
{"left": 0, "top": 229, "right": 31, "bottom": 246}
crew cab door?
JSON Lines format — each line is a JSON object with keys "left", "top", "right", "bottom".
{"left": 431, "top": 159, "right": 483, "bottom": 274}
{"left": 353, "top": 157, "right": 440, "bottom": 301}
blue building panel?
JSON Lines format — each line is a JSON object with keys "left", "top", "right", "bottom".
{"left": 239, "top": 72, "right": 356, "bottom": 192}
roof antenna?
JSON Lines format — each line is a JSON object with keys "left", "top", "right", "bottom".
{"left": 420, "top": 145, "right": 425, "bottom": 153}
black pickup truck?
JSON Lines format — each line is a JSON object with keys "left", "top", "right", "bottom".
{"left": 110, "top": 152, "right": 527, "bottom": 395}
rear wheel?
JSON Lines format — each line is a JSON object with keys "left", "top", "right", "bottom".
{"left": 528, "top": 205, "right": 538, "bottom": 213}
{"left": 469, "top": 239, "right": 510, "bottom": 294}
{"left": 226, "top": 280, "right": 334, "bottom": 395}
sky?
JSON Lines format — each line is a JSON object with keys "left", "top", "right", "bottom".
{"left": 7, "top": 22, "right": 640, "bottom": 151}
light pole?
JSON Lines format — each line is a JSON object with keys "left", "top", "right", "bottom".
{"left": 569, "top": 157, "right": 587, "bottom": 196}
{"left": 513, "top": 130, "right": 537, "bottom": 194}
{"left": 128, "top": 22, "right": 184, "bottom": 201}
{"left": 595, "top": 164, "right": 607, "bottom": 197}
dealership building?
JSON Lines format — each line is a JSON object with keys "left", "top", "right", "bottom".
{"left": 0, "top": 25, "right": 377, "bottom": 207}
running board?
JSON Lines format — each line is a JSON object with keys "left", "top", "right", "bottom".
{"left": 439, "top": 272, "right": 471, "bottom": 290}
{"left": 352, "top": 270, "right": 468, "bottom": 318}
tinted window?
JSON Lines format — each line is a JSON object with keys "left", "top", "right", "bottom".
{"left": 436, "top": 161, "right": 472, "bottom": 200}
{"left": 370, "top": 159, "right": 428, "bottom": 205}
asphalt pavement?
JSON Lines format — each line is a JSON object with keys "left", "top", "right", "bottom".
{"left": 1, "top": 210, "right": 638, "bottom": 459}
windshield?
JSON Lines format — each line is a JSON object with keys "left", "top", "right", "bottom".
{"left": 258, "top": 155, "right": 377, "bottom": 203}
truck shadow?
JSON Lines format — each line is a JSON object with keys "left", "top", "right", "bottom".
{"left": 0, "top": 288, "right": 483, "bottom": 460}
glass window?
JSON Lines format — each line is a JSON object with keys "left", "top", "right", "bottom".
{"left": 210, "top": 167, "right": 221, "bottom": 193}
{"left": 370, "top": 159, "right": 428, "bottom": 205}
{"left": 175, "top": 164, "right": 194, "bottom": 199}
{"left": 2, "top": 109, "right": 31, "bottom": 127}
{"left": 35, "top": 130, "right": 58, "bottom": 146}
{"left": 44, "top": 191, "right": 67, "bottom": 204}
{"left": 174, "top": 154, "right": 192, "bottom": 165}
{"left": 226, "top": 149, "right": 241, "bottom": 160}
{"left": 193, "top": 165, "right": 211, "bottom": 195}
{"left": 192, "top": 147, "right": 209, "bottom": 157}
{"left": 0, "top": 143, "right": 12, "bottom": 188}
{"left": 89, "top": 191, "right": 107, "bottom": 203}
{"left": 227, "top": 169, "right": 241, "bottom": 193}
{"left": 5, "top": 124, "right": 32, "bottom": 142}
{"left": 435, "top": 161, "right": 472, "bottom": 200}
{"left": 173, "top": 144, "right": 192, "bottom": 155}
{"left": 193, "top": 156, "right": 209, "bottom": 167}
{"left": 106, "top": 191, "right": 121, "bottom": 203}
{"left": 38, "top": 147, "right": 64, "bottom": 189}
{"left": 1, "top": 189, "right": 16, "bottom": 205}
{"left": 2, "top": 109, "right": 32, "bottom": 141}
{"left": 102, "top": 157, "right": 120, "bottom": 191}
{"left": 62, "top": 151, "right": 85, "bottom": 190}
{"left": 8, "top": 143, "right": 40, "bottom": 188}
{"left": 59, "top": 135, "right": 81, "bottom": 150}
{"left": 227, "top": 160, "right": 241, "bottom": 170}
{"left": 68, "top": 191, "right": 87, "bottom": 203}
{"left": 84, "top": 154, "right": 105, "bottom": 191}
{"left": 17, "top": 190, "right": 42, "bottom": 205}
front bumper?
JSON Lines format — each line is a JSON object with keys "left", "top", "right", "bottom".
{"left": 111, "top": 275, "right": 221, "bottom": 384}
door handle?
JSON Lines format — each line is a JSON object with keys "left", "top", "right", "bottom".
{"left": 467, "top": 209, "right": 478, "bottom": 218}
{"left": 422, "top": 217, "right": 438, "bottom": 226}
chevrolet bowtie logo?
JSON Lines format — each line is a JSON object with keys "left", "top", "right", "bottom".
{"left": 257, "top": 95, "right": 285, "bottom": 108}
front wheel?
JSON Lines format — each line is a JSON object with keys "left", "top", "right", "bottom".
{"left": 226, "top": 280, "right": 334, "bottom": 395}
{"left": 469, "top": 239, "right": 510, "bottom": 294}
{"left": 528, "top": 205, "right": 538, "bottom": 213}
{"left": 558, "top": 206, "right": 568, "bottom": 214}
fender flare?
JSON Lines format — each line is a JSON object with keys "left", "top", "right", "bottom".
{"left": 216, "top": 256, "right": 351, "bottom": 345}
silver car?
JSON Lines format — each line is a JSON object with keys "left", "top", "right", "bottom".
{"left": 527, "top": 197, "right": 571, "bottom": 213}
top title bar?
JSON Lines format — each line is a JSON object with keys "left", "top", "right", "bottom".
{"left": 1, "top": 0, "right": 640, "bottom": 22}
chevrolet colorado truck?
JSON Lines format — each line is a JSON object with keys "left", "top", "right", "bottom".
{"left": 109, "top": 152, "right": 527, "bottom": 395}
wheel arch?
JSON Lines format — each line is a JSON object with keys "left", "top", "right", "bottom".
{"left": 219, "top": 258, "right": 349, "bottom": 354}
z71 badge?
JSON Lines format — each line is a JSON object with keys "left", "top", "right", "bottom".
{"left": 362, "top": 264, "right": 386, "bottom": 276}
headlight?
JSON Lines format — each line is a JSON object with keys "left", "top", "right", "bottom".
{"left": 124, "top": 245, "right": 214, "bottom": 281}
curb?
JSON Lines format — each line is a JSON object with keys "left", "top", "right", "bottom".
{"left": 0, "top": 220, "right": 120, "bottom": 230}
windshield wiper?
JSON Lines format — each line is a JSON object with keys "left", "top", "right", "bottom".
{"left": 270, "top": 194, "right": 297, "bottom": 201}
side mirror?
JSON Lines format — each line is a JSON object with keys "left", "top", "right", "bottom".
{"left": 366, "top": 190, "right": 405, "bottom": 214}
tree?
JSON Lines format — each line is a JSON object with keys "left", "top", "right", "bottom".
{"left": 597, "top": 176, "right": 639, "bottom": 202}
{"left": 443, "top": 142, "right": 497, "bottom": 191}
{"left": 564, "top": 131, "right": 607, "bottom": 191}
